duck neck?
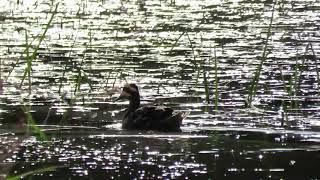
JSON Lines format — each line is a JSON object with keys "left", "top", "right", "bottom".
{"left": 128, "top": 94, "right": 140, "bottom": 112}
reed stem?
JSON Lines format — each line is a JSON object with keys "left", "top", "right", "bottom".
{"left": 203, "top": 69, "right": 210, "bottom": 103}
{"left": 20, "top": 3, "right": 59, "bottom": 89}
{"left": 247, "top": 0, "right": 276, "bottom": 106}
{"left": 213, "top": 46, "right": 218, "bottom": 111}
{"left": 0, "top": 58, "right": 2, "bottom": 80}
{"left": 308, "top": 43, "right": 320, "bottom": 95}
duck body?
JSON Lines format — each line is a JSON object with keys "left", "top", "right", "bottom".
{"left": 118, "top": 84, "right": 187, "bottom": 132}
{"left": 123, "top": 106, "right": 186, "bottom": 132}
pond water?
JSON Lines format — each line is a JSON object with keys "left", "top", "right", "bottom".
{"left": 0, "top": 0, "right": 320, "bottom": 179}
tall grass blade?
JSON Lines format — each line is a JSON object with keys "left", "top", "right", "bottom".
{"left": 213, "top": 46, "right": 218, "bottom": 111}
{"left": 58, "top": 33, "right": 78, "bottom": 94}
{"left": 169, "top": 31, "right": 186, "bottom": 53}
{"left": 20, "top": 30, "right": 31, "bottom": 92}
{"left": 247, "top": 0, "right": 276, "bottom": 106}
{"left": 185, "top": 32, "right": 202, "bottom": 92}
{"left": 168, "top": 31, "right": 202, "bottom": 94}
{"left": 296, "top": 43, "right": 310, "bottom": 91}
{"left": 308, "top": 42, "right": 320, "bottom": 95}
{"left": 21, "top": 106, "right": 47, "bottom": 141}
{"left": 20, "top": 3, "right": 59, "bottom": 87}
{"left": 292, "top": 56, "right": 299, "bottom": 109}
{"left": 203, "top": 69, "right": 209, "bottom": 104}
{"left": 0, "top": 57, "right": 1, "bottom": 80}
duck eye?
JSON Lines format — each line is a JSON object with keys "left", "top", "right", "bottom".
{"left": 123, "top": 87, "right": 130, "bottom": 92}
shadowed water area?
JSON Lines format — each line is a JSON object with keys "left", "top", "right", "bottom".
{"left": 1, "top": 0, "right": 320, "bottom": 179}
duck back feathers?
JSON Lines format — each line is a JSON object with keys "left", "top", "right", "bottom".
{"left": 123, "top": 106, "right": 187, "bottom": 132}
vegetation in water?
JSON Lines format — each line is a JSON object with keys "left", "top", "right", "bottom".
{"left": 0, "top": 0, "right": 320, "bottom": 179}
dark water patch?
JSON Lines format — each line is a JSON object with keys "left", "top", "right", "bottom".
{"left": 2, "top": 128, "right": 320, "bottom": 179}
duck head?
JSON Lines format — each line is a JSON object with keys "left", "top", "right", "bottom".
{"left": 116, "top": 84, "right": 140, "bottom": 101}
{"left": 116, "top": 84, "right": 141, "bottom": 111}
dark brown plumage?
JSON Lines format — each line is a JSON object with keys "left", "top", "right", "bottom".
{"left": 117, "top": 84, "right": 188, "bottom": 132}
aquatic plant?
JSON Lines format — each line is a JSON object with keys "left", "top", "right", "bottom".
{"left": 169, "top": 31, "right": 200, "bottom": 95}
{"left": 58, "top": 33, "right": 79, "bottom": 95}
{"left": 291, "top": 55, "right": 300, "bottom": 109}
{"left": 203, "top": 69, "right": 210, "bottom": 104}
{"left": 277, "top": 35, "right": 318, "bottom": 111}
{"left": 20, "top": 3, "right": 59, "bottom": 92}
{"left": 0, "top": 58, "right": 2, "bottom": 94}
{"left": 21, "top": 105, "right": 47, "bottom": 141}
{"left": 276, "top": 37, "right": 320, "bottom": 127}
{"left": 0, "top": 57, "right": 2, "bottom": 80}
{"left": 169, "top": 31, "right": 186, "bottom": 53}
{"left": 8, "top": 3, "right": 59, "bottom": 137}
{"left": 213, "top": 46, "right": 219, "bottom": 111}
{"left": 58, "top": 29, "right": 103, "bottom": 124}
{"left": 169, "top": 31, "right": 220, "bottom": 109}
{"left": 307, "top": 42, "right": 320, "bottom": 95}
{"left": 247, "top": 0, "right": 276, "bottom": 106}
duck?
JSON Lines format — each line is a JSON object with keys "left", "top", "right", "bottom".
{"left": 116, "top": 84, "right": 188, "bottom": 132}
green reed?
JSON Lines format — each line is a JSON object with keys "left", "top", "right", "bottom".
{"left": 170, "top": 31, "right": 218, "bottom": 107}
{"left": 58, "top": 33, "right": 79, "bottom": 94}
{"left": 16, "top": 3, "right": 58, "bottom": 135}
{"left": 247, "top": 0, "right": 276, "bottom": 106}
{"left": 21, "top": 105, "right": 47, "bottom": 141}
{"left": 169, "top": 31, "right": 186, "bottom": 53}
{"left": 290, "top": 34, "right": 306, "bottom": 109}
{"left": 276, "top": 60, "right": 292, "bottom": 127}
{"left": 0, "top": 57, "right": 2, "bottom": 80}
{"left": 308, "top": 42, "right": 320, "bottom": 95}
{"left": 291, "top": 54, "right": 301, "bottom": 109}
{"left": 275, "top": 39, "right": 318, "bottom": 127}
{"left": 277, "top": 60, "right": 295, "bottom": 109}
{"left": 294, "top": 42, "right": 318, "bottom": 97}
{"left": 203, "top": 69, "right": 210, "bottom": 104}
{"left": 169, "top": 31, "right": 198, "bottom": 70}
{"left": 169, "top": 31, "right": 200, "bottom": 89}
{"left": 22, "top": 30, "right": 31, "bottom": 93}
{"left": 186, "top": 32, "right": 201, "bottom": 87}
{"left": 213, "top": 46, "right": 218, "bottom": 111}
{"left": 296, "top": 43, "right": 309, "bottom": 90}
{"left": 74, "top": 31, "right": 95, "bottom": 96}
{"left": 20, "top": 3, "right": 59, "bottom": 91}
{"left": 198, "top": 35, "right": 210, "bottom": 105}
{"left": 290, "top": 54, "right": 300, "bottom": 109}
{"left": 186, "top": 33, "right": 203, "bottom": 104}
{"left": 59, "top": 31, "right": 95, "bottom": 124}
{"left": 280, "top": 35, "right": 307, "bottom": 110}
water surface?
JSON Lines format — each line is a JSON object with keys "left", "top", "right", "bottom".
{"left": 0, "top": 0, "right": 320, "bottom": 179}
